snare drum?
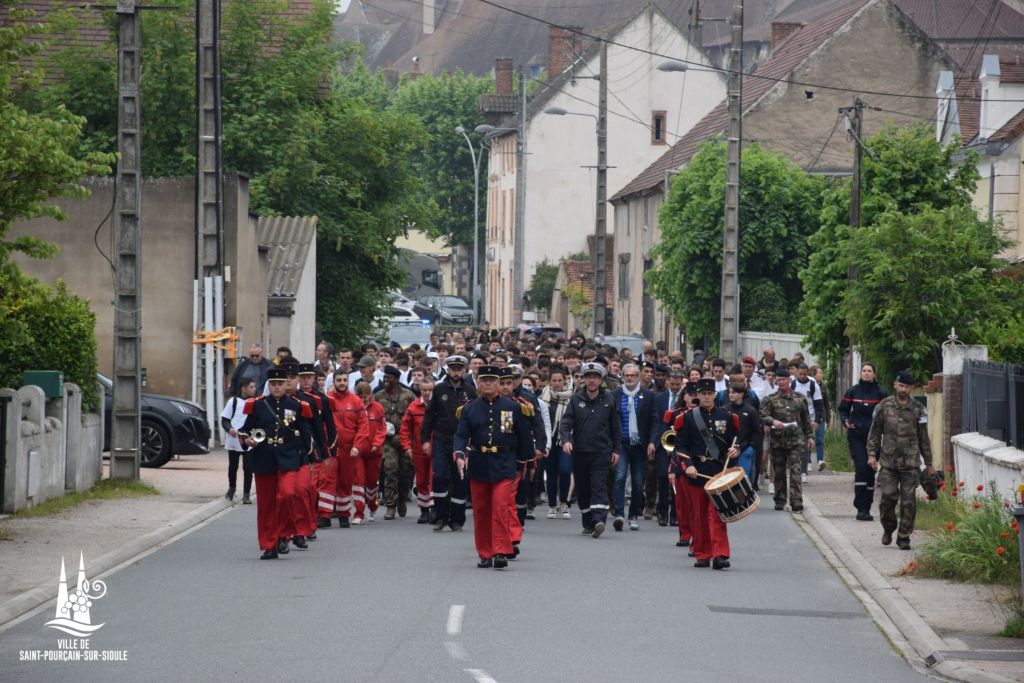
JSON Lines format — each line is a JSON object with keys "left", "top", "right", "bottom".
{"left": 704, "top": 467, "right": 760, "bottom": 523}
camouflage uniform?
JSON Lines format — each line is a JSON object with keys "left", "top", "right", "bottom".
{"left": 375, "top": 387, "right": 417, "bottom": 516}
{"left": 867, "top": 396, "right": 932, "bottom": 543}
{"left": 760, "top": 391, "right": 813, "bottom": 509}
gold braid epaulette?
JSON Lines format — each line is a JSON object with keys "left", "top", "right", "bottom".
{"left": 456, "top": 404, "right": 465, "bottom": 419}
{"left": 516, "top": 396, "right": 534, "bottom": 417}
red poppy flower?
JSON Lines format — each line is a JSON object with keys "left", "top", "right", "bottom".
{"left": 908, "top": 562, "right": 917, "bottom": 570}
{"left": 938, "top": 481, "right": 946, "bottom": 490}
{"left": 1000, "top": 531, "right": 1010, "bottom": 539}
{"left": 976, "top": 484, "right": 984, "bottom": 492}
{"left": 951, "top": 490, "right": 958, "bottom": 497}
{"left": 946, "top": 522, "right": 956, "bottom": 530}
{"left": 996, "top": 546, "right": 1006, "bottom": 555}
{"left": 958, "top": 481, "right": 965, "bottom": 488}
{"left": 972, "top": 502, "right": 982, "bottom": 510}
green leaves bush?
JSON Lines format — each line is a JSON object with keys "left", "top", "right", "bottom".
{"left": 0, "top": 268, "right": 99, "bottom": 410}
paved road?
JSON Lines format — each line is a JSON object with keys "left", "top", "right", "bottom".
{"left": 1, "top": 498, "right": 932, "bottom": 682}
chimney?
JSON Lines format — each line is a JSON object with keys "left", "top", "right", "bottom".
{"left": 771, "top": 22, "right": 803, "bottom": 51}
{"left": 548, "top": 25, "right": 581, "bottom": 82}
{"left": 423, "top": 0, "right": 435, "bottom": 35}
{"left": 495, "top": 57, "right": 513, "bottom": 96}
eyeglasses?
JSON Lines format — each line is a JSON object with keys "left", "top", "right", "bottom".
{"left": 249, "top": 354, "right": 261, "bottom": 359}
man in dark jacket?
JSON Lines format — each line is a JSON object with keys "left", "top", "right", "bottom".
{"left": 610, "top": 362, "right": 658, "bottom": 531}
{"left": 229, "top": 343, "right": 274, "bottom": 396}
{"left": 560, "top": 362, "right": 621, "bottom": 539}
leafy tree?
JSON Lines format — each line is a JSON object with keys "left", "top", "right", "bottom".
{"left": 389, "top": 71, "right": 494, "bottom": 246}
{"left": 800, "top": 124, "right": 980, "bottom": 368}
{"left": 29, "top": 0, "right": 433, "bottom": 345}
{"left": 840, "top": 204, "right": 1014, "bottom": 380}
{"left": 648, "top": 140, "right": 824, "bottom": 348}
{"left": 528, "top": 258, "right": 559, "bottom": 312}
{"left": 1, "top": 7, "right": 114, "bottom": 408}
{"left": 564, "top": 281, "right": 592, "bottom": 332}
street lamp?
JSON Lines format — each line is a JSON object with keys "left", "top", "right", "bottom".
{"left": 455, "top": 124, "right": 505, "bottom": 324}
{"left": 657, "top": 60, "right": 689, "bottom": 73}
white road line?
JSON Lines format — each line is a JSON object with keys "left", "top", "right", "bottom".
{"left": 446, "top": 604, "right": 465, "bottom": 636}
{"left": 444, "top": 641, "right": 469, "bottom": 661}
{"left": 464, "top": 668, "right": 498, "bottom": 683}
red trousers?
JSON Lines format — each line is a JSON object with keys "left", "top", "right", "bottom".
{"left": 254, "top": 470, "right": 302, "bottom": 551}
{"left": 314, "top": 457, "right": 338, "bottom": 519}
{"left": 674, "top": 479, "right": 693, "bottom": 542}
{"left": 352, "top": 456, "right": 382, "bottom": 519}
{"left": 470, "top": 479, "right": 516, "bottom": 560}
{"left": 688, "top": 483, "right": 730, "bottom": 561}
{"left": 509, "top": 472, "right": 523, "bottom": 543}
{"left": 413, "top": 452, "right": 433, "bottom": 508}
{"left": 294, "top": 464, "right": 316, "bottom": 537}
{"left": 335, "top": 452, "right": 356, "bottom": 518}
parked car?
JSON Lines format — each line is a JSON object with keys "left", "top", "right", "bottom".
{"left": 389, "top": 290, "right": 416, "bottom": 311}
{"left": 387, "top": 322, "right": 433, "bottom": 349}
{"left": 593, "top": 334, "right": 647, "bottom": 356}
{"left": 415, "top": 295, "right": 474, "bottom": 325}
{"left": 99, "top": 373, "right": 211, "bottom": 468}
{"left": 388, "top": 307, "right": 422, "bottom": 324}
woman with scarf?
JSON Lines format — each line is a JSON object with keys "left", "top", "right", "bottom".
{"left": 611, "top": 362, "right": 658, "bottom": 531}
{"left": 541, "top": 365, "right": 574, "bottom": 519}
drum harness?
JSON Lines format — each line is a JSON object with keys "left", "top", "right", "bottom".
{"left": 690, "top": 409, "right": 727, "bottom": 467}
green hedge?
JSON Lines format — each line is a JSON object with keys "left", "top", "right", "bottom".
{"left": 0, "top": 267, "right": 99, "bottom": 411}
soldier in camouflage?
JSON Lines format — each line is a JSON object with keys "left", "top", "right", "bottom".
{"left": 375, "top": 367, "right": 417, "bottom": 520}
{"left": 867, "top": 370, "right": 935, "bottom": 550}
{"left": 759, "top": 368, "right": 814, "bottom": 512}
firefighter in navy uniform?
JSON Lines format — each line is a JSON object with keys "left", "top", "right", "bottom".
{"left": 297, "top": 364, "right": 337, "bottom": 533}
{"left": 421, "top": 355, "right": 477, "bottom": 531}
{"left": 674, "top": 378, "right": 740, "bottom": 570}
{"left": 241, "top": 367, "right": 315, "bottom": 560}
{"left": 453, "top": 365, "right": 535, "bottom": 569}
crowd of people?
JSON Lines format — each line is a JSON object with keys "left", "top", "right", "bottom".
{"left": 224, "top": 327, "right": 934, "bottom": 566}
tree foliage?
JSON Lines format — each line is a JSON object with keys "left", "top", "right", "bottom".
{"left": 390, "top": 71, "right": 494, "bottom": 246}
{"left": 800, "top": 124, "right": 990, "bottom": 374}
{"left": 648, "top": 140, "right": 824, "bottom": 348}
{"left": 29, "top": 0, "right": 436, "bottom": 346}
{"left": 528, "top": 258, "right": 559, "bottom": 312}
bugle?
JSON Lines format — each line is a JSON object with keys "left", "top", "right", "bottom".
{"left": 660, "top": 428, "right": 676, "bottom": 453}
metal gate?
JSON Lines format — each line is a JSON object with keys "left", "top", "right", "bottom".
{"left": 962, "top": 359, "right": 1023, "bottom": 449}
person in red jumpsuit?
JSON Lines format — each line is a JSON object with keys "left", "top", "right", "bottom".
{"left": 400, "top": 377, "right": 434, "bottom": 524}
{"left": 353, "top": 382, "right": 386, "bottom": 524}
{"left": 327, "top": 370, "right": 369, "bottom": 528}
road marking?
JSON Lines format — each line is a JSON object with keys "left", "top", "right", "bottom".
{"left": 447, "top": 604, "right": 465, "bottom": 636}
{"left": 464, "top": 668, "right": 497, "bottom": 683}
{"left": 445, "top": 641, "right": 468, "bottom": 661}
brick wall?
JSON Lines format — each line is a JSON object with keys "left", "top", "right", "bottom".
{"left": 943, "top": 373, "right": 963, "bottom": 471}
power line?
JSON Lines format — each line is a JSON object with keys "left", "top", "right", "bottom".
{"left": 471, "top": 0, "right": 1024, "bottom": 103}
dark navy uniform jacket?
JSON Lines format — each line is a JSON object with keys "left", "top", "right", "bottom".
{"left": 513, "top": 386, "right": 546, "bottom": 453}
{"left": 296, "top": 388, "right": 335, "bottom": 462}
{"left": 421, "top": 379, "right": 477, "bottom": 444}
{"left": 453, "top": 395, "right": 535, "bottom": 482}
{"left": 241, "top": 395, "right": 314, "bottom": 474}
{"left": 675, "top": 405, "right": 740, "bottom": 488}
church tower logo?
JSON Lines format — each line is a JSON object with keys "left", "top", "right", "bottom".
{"left": 44, "top": 552, "right": 107, "bottom": 637}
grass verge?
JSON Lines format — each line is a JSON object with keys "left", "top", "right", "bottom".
{"left": 12, "top": 478, "right": 159, "bottom": 519}
{"left": 823, "top": 427, "right": 854, "bottom": 473}
{"left": 998, "top": 607, "right": 1024, "bottom": 638}
{"left": 0, "top": 527, "right": 13, "bottom": 541}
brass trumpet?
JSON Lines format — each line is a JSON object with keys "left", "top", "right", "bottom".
{"left": 238, "top": 428, "right": 267, "bottom": 445}
{"left": 660, "top": 429, "right": 676, "bottom": 453}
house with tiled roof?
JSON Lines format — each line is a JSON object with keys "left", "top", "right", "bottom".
{"left": 939, "top": 54, "right": 1024, "bottom": 263}
{"left": 480, "top": 4, "right": 726, "bottom": 329}
{"left": 609, "top": 0, "right": 954, "bottom": 344}
{"left": 550, "top": 252, "right": 615, "bottom": 334}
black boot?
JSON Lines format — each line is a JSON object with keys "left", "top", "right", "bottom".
{"left": 292, "top": 535, "right": 308, "bottom": 550}
{"left": 225, "top": 487, "right": 235, "bottom": 501}
{"left": 712, "top": 556, "right": 731, "bottom": 570}
{"left": 493, "top": 555, "right": 508, "bottom": 569}
{"left": 417, "top": 508, "right": 430, "bottom": 524}
{"left": 260, "top": 549, "right": 278, "bottom": 560}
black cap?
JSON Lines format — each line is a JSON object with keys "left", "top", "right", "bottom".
{"left": 383, "top": 366, "right": 401, "bottom": 378}
{"left": 696, "top": 378, "right": 716, "bottom": 393}
{"left": 895, "top": 370, "right": 915, "bottom": 385}
{"left": 497, "top": 367, "right": 514, "bottom": 379}
{"left": 594, "top": 354, "right": 609, "bottom": 365}
{"left": 654, "top": 363, "right": 669, "bottom": 374}
{"left": 640, "top": 360, "right": 655, "bottom": 370}
{"left": 477, "top": 365, "right": 500, "bottom": 379}
{"left": 267, "top": 367, "right": 288, "bottom": 382}
{"left": 297, "top": 363, "right": 316, "bottom": 375}
{"left": 684, "top": 381, "right": 699, "bottom": 394}
{"left": 776, "top": 368, "right": 791, "bottom": 378}
{"left": 472, "top": 351, "right": 488, "bottom": 362}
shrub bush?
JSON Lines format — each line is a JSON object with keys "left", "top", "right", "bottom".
{"left": 0, "top": 267, "right": 99, "bottom": 411}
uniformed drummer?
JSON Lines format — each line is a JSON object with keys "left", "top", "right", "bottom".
{"left": 674, "top": 378, "right": 740, "bottom": 570}
{"left": 453, "top": 365, "right": 535, "bottom": 569}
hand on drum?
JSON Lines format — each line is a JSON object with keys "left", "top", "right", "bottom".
{"left": 685, "top": 465, "right": 698, "bottom": 479}
{"left": 726, "top": 446, "right": 739, "bottom": 460}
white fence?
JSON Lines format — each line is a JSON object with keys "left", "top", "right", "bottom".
{"left": 951, "top": 432, "right": 1024, "bottom": 501}
{"left": 738, "top": 331, "right": 818, "bottom": 367}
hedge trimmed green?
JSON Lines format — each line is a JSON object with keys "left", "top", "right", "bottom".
{"left": 0, "top": 266, "right": 99, "bottom": 411}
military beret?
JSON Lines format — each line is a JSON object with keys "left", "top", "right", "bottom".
{"left": 580, "top": 362, "right": 607, "bottom": 378}
{"left": 383, "top": 366, "right": 401, "bottom": 378}
{"left": 696, "top": 378, "right": 717, "bottom": 393}
{"left": 357, "top": 355, "right": 376, "bottom": 368}
{"left": 477, "top": 365, "right": 500, "bottom": 380}
{"left": 297, "top": 363, "right": 316, "bottom": 375}
{"left": 267, "top": 367, "right": 288, "bottom": 382}
{"left": 776, "top": 368, "right": 791, "bottom": 378}
{"left": 742, "top": 355, "right": 757, "bottom": 365}
{"left": 446, "top": 354, "right": 468, "bottom": 367}
{"left": 895, "top": 370, "right": 915, "bottom": 385}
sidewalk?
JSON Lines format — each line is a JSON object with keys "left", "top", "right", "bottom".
{"left": 800, "top": 469, "right": 1024, "bottom": 682}
{"left": 0, "top": 450, "right": 233, "bottom": 624}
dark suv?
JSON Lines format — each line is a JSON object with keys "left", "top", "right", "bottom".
{"left": 99, "top": 373, "right": 211, "bottom": 468}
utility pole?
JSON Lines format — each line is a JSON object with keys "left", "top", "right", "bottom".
{"left": 110, "top": 0, "right": 142, "bottom": 480}
{"left": 719, "top": 0, "right": 743, "bottom": 362}
{"left": 511, "top": 67, "right": 527, "bottom": 325}
{"left": 690, "top": 0, "right": 702, "bottom": 46}
{"left": 593, "top": 40, "right": 608, "bottom": 337}
{"left": 846, "top": 97, "right": 864, "bottom": 229}
{"left": 194, "top": 0, "right": 224, "bottom": 446}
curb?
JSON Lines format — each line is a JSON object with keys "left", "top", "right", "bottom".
{"left": 0, "top": 497, "right": 234, "bottom": 629}
{"left": 801, "top": 495, "right": 1017, "bottom": 683}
